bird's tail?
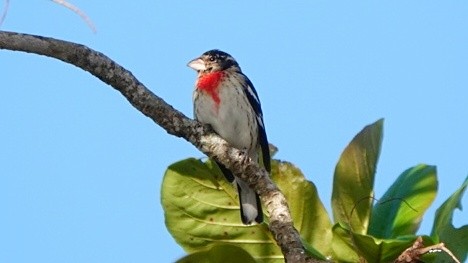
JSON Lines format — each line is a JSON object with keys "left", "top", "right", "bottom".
{"left": 216, "top": 161, "right": 263, "bottom": 224}
{"left": 236, "top": 178, "right": 263, "bottom": 224}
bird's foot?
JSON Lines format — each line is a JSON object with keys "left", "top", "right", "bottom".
{"left": 238, "top": 148, "right": 251, "bottom": 166}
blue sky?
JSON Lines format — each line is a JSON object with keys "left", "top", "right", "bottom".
{"left": 1, "top": 1, "right": 467, "bottom": 262}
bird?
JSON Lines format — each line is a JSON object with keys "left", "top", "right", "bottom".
{"left": 188, "top": 49, "right": 271, "bottom": 225}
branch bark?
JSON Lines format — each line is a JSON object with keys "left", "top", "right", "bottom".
{"left": 0, "top": 30, "right": 324, "bottom": 263}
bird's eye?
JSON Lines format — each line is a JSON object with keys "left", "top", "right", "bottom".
{"left": 208, "top": 56, "right": 216, "bottom": 62}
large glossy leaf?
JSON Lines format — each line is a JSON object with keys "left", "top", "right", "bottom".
{"left": 176, "top": 244, "right": 256, "bottom": 263}
{"left": 332, "top": 119, "right": 383, "bottom": 234}
{"left": 331, "top": 223, "right": 361, "bottom": 262}
{"left": 271, "top": 161, "right": 332, "bottom": 258}
{"left": 162, "top": 158, "right": 283, "bottom": 262}
{"left": 368, "top": 165, "right": 437, "bottom": 238}
{"left": 353, "top": 234, "right": 435, "bottom": 263}
{"left": 333, "top": 223, "right": 434, "bottom": 263}
{"left": 430, "top": 176, "right": 468, "bottom": 263}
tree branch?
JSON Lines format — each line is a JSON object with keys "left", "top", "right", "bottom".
{"left": 394, "top": 236, "right": 461, "bottom": 263}
{"left": 0, "top": 30, "right": 323, "bottom": 263}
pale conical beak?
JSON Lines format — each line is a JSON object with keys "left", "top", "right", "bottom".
{"left": 187, "top": 58, "right": 206, "bottom": 71}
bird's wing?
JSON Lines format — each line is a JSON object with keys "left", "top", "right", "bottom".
{"left": 244, "top": 77, "right": 271, "bottom": 172}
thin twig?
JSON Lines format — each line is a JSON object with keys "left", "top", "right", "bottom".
{"left": 0, "top": 0, "right": 9, "bottom": 26}
{"left": 418, "top": 243, "right": 461, "bottom": 263}
{"left": 394, "top": 236, "right": 461, "bottom": 263}
{"left": 51, "top": 0, "right": 96, "bottom": 33}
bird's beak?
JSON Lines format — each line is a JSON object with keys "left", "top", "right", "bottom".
{"left": 187, "top": 57, "right": 206, "bottom": 71}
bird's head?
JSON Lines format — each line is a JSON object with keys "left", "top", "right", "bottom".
{"left": 188, "top": 49, "right": 240, "bottom": 74}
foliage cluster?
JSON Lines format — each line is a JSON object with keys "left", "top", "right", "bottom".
{"left": 162, "top": 119, "right": 467, "bottom": 262}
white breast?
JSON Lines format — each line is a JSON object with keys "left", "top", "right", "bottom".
{"left": 194, "top": 75, "right": 258, "bottom": 160}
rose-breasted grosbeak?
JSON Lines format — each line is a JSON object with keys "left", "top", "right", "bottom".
{"left": 188, "top": 50, "right": 271, "bottom": 225}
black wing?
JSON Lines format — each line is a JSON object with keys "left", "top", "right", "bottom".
{"left": 243, "top": 76, "right": 271, "bottom": 172}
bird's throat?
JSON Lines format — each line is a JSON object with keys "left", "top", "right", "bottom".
{"left": 197, "top": 71, "right": 224, "bottom": 105}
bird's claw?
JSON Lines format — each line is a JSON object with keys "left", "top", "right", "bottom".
{"left": 238, "top": 148, "right": 250, "bottom": 165}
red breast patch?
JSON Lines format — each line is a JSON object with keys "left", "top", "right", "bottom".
{"left": 197, "top": 71, "right": 224, "bottom": 105}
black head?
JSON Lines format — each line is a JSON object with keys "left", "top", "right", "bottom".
{"left": 188, "top": 49, "right": 241, "bottom": 73}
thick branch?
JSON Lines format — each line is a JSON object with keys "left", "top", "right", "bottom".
{"left": 0, "top": 30, "right": 323, "bottom": 263}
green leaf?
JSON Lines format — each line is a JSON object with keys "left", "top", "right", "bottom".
{"left": 353, "top": 234, "right": 435, "bottom": 263}
{"left": 332, "top": 119, "right": 383, "bottom": 234}
{"left": 161, "top": 158, "right": 283, "bottom": 263}
{"left": 333, "top": 223, "right": 434, "bottom": 263}
{"left": 271, "top": 161, "right": 332, "bottom": 259}
{"left": 176, "top": 244, "right": 257, "bottom": 263}
{"left": 431, "top": 176, "right": 468, "bottom": 263}
{"left": 368, "top": 165, "right": 438, "bottom": 238}
{"left": 331, "top": 223, "right": 361, "bottom": 262}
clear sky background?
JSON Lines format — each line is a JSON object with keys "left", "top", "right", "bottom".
{"left": 1, "top": 1, "right": 467, "bottom": 262}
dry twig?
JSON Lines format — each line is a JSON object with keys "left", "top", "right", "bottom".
{"left": 51, "top": 0, "right": 96, "bottom": 33}
{"left": 394, "top": 236, "right": 461, "bottom": 263}
{"left": 0, "top": 0, "right": 9, "bottom": 26}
